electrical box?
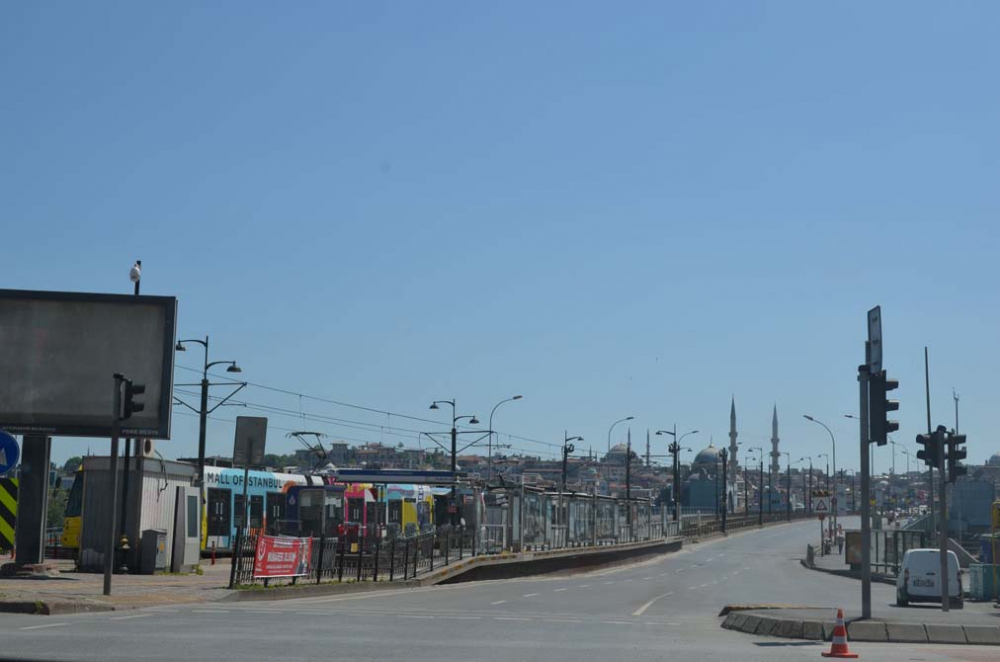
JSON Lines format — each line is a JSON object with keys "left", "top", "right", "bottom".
{"left": 139, "top": 529, "right": 168, "bottom": 574}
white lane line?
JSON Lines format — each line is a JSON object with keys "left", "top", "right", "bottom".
{"left": 192, "top": 610, "right": 229, "bottom": 614}
{"left": 497, "top": 617, "right": 529, "bottom": 621}
{"left": 699, "top": 583, "right": 709, "bottom": 588}
{"left": 553, "top": 588, "right": 567, "bottom": 592}
{"left": 603, "top": 581, "right": 614, "bottom": 585}
{"left": 545, "top": 619, "right": 583, "bottom": 624}
{"left": 718, "top": 553, "right": 726, "bottom": 557}
{"left": 668, "top": 621, "right": 681, "bottom": 626}
{"left": 605, "top": 621, "right": 630, "bottom": 625}
{"left": 688, "top": 586, "right": 698, "bottom": 590}
{"left": 631, "top": 590, "right": 674, "bottom": 616}
{"left": 245, "top": 610, "right": 282, "bottom": 614}
{"left": 19, "top": 622, "right": 68, "bottom": 631}
{"left": 578, "top": 584, "right": 591, "bottom": 588}
{"left": 491, "top": 600, "right": 507, "bottom": 605}
{"left": 642, "top": 576, "right": 653, "bottom": 580}
{"left": 445, "top": 616, "right": 482, "bottom": 620}
{"left": 674, "top": 569, "right": 683, "bottom": 573}
{"left": 623, "top": 579, "right": 633, "bottom": 582}
{"left": 399, "top": 615, "right": 434, "bottom": 619}
{"left": 522, "top": 593, "right": 539, "bottom": 598}
{"left": 110, "top": 614, "right": 153, "bottom": 621}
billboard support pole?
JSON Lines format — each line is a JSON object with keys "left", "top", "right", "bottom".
{"left": 104, "top": 374, "right": 124, "bottom": 596}
{"left": 14, "top": 434, "right": 51, "bottom": 567}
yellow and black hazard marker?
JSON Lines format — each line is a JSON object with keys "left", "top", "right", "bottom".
{"left": 0, "top": 477, "right": 17, "bottom": 552}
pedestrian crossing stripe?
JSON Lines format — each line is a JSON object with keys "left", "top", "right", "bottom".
{"left": 0, "top": 478, "right": 17, "bottom": 552}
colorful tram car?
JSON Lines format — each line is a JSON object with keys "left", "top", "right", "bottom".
{"left": 202, "top": 467, "right": 319, "bottom": 552}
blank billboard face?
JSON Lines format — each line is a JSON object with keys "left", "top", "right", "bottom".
{"left": 0, "top": 290, "right": 177, "bottom": 439}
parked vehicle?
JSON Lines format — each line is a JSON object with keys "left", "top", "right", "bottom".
{"left": 896, "top": 548, "right": 963, "bottom": 608}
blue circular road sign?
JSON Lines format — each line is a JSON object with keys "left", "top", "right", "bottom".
{"left": 0, "top": 431, "right": 19, "bottom": 476}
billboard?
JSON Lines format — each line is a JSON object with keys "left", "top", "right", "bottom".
{"left": 0, "top": 289, "right": 177, "bottom": 439}
{"left": 253, "top": 535, "right": 312, "bottom": 578}
{"left": 233, "top": 416, "right": 267, "bottom": 468}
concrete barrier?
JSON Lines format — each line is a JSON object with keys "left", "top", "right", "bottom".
{"left": 801, "top": 621, "right": 823, "bottom": 640}
{"left": 756, "top": 616, "right": 780, "bottom": 636}
{"left": 925, "top": 624, "right": 968, "bottom": 644}
{"left": 740, "top": 615, "right": 761, "bottom": 634}
{"left": 885, "top": 622, "right": 927, "bottom": 643}
{"left": 847, "top": 621, "right": 888, "bottom": 642}
{"left": 963, "top": 625, "right": 1000, "bottom": 646}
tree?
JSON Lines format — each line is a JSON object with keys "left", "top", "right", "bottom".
{"left": 62, "top": 456, "right": 83, "bottom": 473}
{"left": 47, "top": 488, "right": 68, "bottom": 529}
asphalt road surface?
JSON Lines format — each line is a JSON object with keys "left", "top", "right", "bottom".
{"left": 1, "top": 519, "right": 996, "bottom": 662}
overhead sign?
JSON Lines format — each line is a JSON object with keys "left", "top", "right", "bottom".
{"left": 867, "top": 305, "right": 882, "bottom": 374}
{"left": 253, "top": 535, "right": 312, "bottom": 578}
{"left": 0, "top": 431, "right": 19, "bottom": 476}
{"left": 233, "top": 416, "right": 267, "bottom": 468}
{"left": 0, "top": 289, "right": 177, "bottom": 439}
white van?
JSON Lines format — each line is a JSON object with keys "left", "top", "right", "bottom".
{"left": 896, "top": 548, "right": 963, "bottom": 608}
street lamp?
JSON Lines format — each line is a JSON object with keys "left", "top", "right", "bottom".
{"left": 751, "top": 446, "right": 764, "bottom": 525}
{"left": 430, "top": 399, "right": 480, "bottom": 526}
{"left": 804, "top": 414, "right": 838, "bottom": 534}
{"left": 488, "top": 395, "right": 523, "bottom": 482}
{"left": 798, "top": 456, "right": 813, "bottom": 514}
{"left": 607, "top": 416, "right": 635, "bottom": 454}
{"left": 656, "top": 427, "right": 698, "bottom": 521}
{"left": 562, "top": 432, "right": 584, "bottom": 491}
{"left": 174, "top": 338, "right": 245, "bottom": 503}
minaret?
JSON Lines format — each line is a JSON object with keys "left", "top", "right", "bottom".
{"left": 728, "top": 397, "right": 739, "bottom": 486}
{"left": 770, "top": 404, "right": 780, "bottom": 478}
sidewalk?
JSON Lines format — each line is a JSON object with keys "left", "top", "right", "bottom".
{"left": 0, "top": 558, "right": 235, "bottom": 613}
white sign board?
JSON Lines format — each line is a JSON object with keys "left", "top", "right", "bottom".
{"left": 814, "top": 496, "right": 831, "bottom": 520}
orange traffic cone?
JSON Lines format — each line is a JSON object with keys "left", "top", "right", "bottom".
{"left": 821, "top": 608, "right": 858, "bottom": 658}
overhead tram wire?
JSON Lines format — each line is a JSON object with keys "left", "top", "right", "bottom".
{"left": 173, "top": 363, "right": 562, "bottom": 450}
{"left": 170, "top": 407, "right": 552, "bottom": 458}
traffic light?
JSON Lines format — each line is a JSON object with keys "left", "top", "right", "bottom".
{"left": 946, "top": 433, "right": 967, "bottom": 483}
{"left": 916, "top": 432, "right": 941, "bottom": 468}
{"left": 121, "top": 379, "right": 146, "bottom": 420}
{"left": 869, "top": 370, "right": 899, "bottom": 446}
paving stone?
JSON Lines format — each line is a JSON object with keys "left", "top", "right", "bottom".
{"left": 925, "top": 624, "right": 967, "bottom": 645}
{"left": 848, "top": 621, "right": 888, "bottom": 642}
{"left": 885, "top": 622, "right": 927, "bottom": 643}
{"left": 740, "top": 615, "right": 761, "bottom": 634}
{"left": 801, "top": 621, "right": 823, "bottom": 640}
{"left": 756, "top": 616, "right": 779, "bottom": 636}
{"left": 963, "top": 625, "right": 1000, "bottom": 646}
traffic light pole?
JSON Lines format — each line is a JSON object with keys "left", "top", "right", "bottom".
{"left": 104, "top": 374, "right": 124, "bottom": 596}
{"left": 859, "top": 359, "right": 872, "bottom": 620}
{"left": 938, "top": 428, "right": 950, "bottom": 612}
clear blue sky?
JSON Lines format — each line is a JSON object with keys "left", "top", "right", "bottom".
{"left": 3, "top": 3, "right": 998, "bottom": 471}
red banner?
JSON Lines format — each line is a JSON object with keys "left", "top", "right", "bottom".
{"left": 253, "top": 535, "right": 312, "bottom": 578}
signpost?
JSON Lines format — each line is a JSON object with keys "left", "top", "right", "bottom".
{"left": 229, "top": 417, "right": 267, "bottom": 589}
{"left": 0, "top": 431, "right": 19, "bottom": 476}
{"left": 814, "top": 493, "right": 830, "bottom": 555}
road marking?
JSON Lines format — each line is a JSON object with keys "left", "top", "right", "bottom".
{"left": 19, "top": 622, "right": 68, "bottom": 630}
{"left": 578, "top": 584, "right": 590, "bottom": 588}
{"left": 668, "top": 621, "right": 681, "bottom": 626}
{"left": 699, "top": 583, "right": 709, "bottom": 588}
{"left": 491, "top": 600, "right": 507, "bottom": 605}
{"left": 497, "top": 617, "right": 529, "bottom": 621}
{"left": 553, "top": 588, "right": 567, "bottom": 592}
{"left": 674, "top": 569, "right": 683, "bottom": 573}
{"left": 245, "top": 610, "right": 282, "bottom": 614}
{"left": 631, "top": 590, "right": 674, "bottom": 616}
{"left": 546, "top": 619, "right": 583, "bottom": 624}
{"left": 192, "top": 610, "right": 230, "bottom": 614}
{"left": 522, "top": 593, "right": 539, "bottom": 597}
{"left": 110, "top": 614, "right": 153, "bottom": 621}
{"left": 444, "top": 616, "right": 482, "bottom": 620}
{"left": 688, "top": 586, "right": 698, "bottom": 590}
{"left": 399, "top": 615, "right": 434, "bottom": 619}
{"left": 603, "top": 581, "right": 614, "bottom": 585}
{"left": 623, "top": 578, "right": 633, "bottom": 582}
{"left": 604, "top": 620, "right": 630, "bottom": 625}
{"left": 642, "top": 576, "right": 653, "bottom": 580}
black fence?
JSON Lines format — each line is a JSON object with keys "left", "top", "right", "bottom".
{"left": 231, "top": 526, "right": 480, "bottom": 587}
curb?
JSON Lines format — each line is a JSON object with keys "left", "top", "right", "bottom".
{"left": 721, "top": 610, "right": 1000, "bottom": 646}
{"left": 0, "top": 600, "right": 119, "bottom": 615}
